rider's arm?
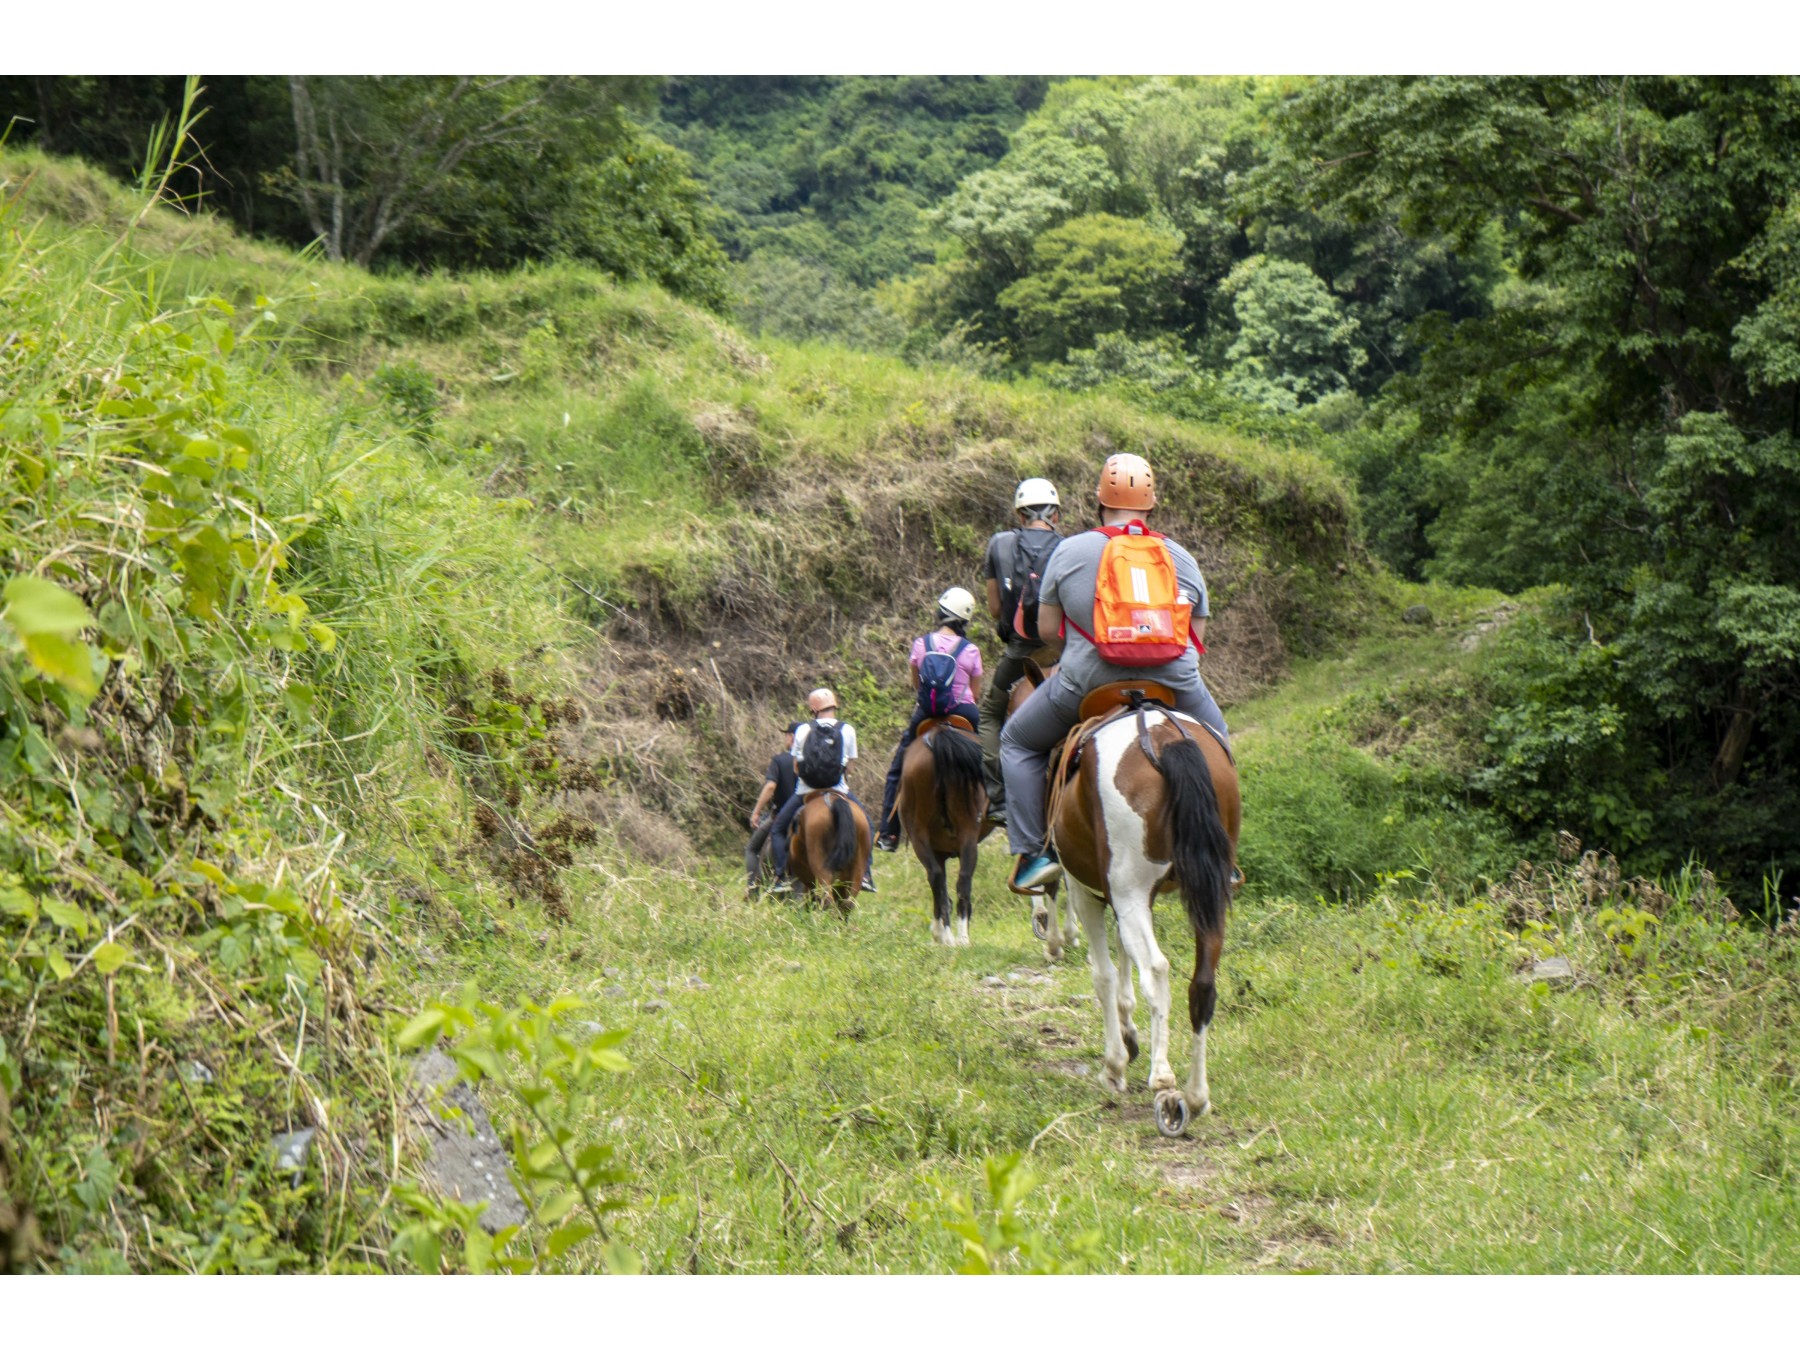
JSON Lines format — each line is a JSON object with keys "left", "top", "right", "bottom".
{"left": 1034, "top": 602, "right": 1066, "bottom": 657}
{"left": 749, "top": 778, "right": 776, "bottom": 827}
{"left": 985, "top": 577, "right": 1003, "bottom": 621}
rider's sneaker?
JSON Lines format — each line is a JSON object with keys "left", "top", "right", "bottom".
{"left": 982, "top": 807, "right": 1007, "bottom": 829}
{"left": 875, "top": 835, "right": 899, "bottom": 853}
{"left": 1013, "top": 850, "right": 1062, "bottom": 891}
{"left": 767, "top": 878, "right": 794, "bottom": 896}
{"left": 861, "top": 876, "right": 877, "bottom": 894}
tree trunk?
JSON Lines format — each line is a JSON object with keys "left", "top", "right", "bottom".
{"left": 1710, "top": 702, "right": 1758, "bottom": 791}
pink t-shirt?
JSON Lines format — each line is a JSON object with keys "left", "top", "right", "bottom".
{"left": 910, "top": 631, "right": 983, "bottom": 706}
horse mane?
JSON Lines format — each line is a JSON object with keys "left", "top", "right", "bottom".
{"left": 1157, "top": 734, "right": 1233, "bottom": 939}
{"left": 928, "top": 725, "right": 984, "bottom": 826}
{"left": 825, "top": 793, "right": 858, "bottom": 872}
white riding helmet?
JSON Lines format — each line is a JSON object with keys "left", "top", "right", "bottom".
{"left": 1013, "top": 478, "right": 1060, "bottom": 513}
{"left": 937, "top": 586, "right": 977, "bottom": 623}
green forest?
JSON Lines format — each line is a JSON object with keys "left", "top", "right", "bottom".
{"left": 2, "top": 75, "right": 1798, "bottom": 1274}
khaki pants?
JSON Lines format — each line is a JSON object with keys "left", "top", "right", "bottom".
{"left": 978, "top": 645, "right": 1058, "bottom": 811}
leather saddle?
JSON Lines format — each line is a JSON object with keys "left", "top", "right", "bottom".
{"left": 916, "top": 713, "right": 976, "bottom": 738}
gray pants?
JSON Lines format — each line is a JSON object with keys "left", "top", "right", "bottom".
{"left": 1000, "top": 670, "right": 1230, "bottom": 855}
{"left": 978, "top": 646, "right": 1058, "bottom": 809}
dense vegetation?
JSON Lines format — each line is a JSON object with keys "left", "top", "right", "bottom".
{"left": 2, "top": 76, "right": 1798, "bottom": 1274}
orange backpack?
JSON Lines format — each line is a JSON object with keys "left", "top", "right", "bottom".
{"left": 1064, "top": 522, "right": 1200, "bottom": 667}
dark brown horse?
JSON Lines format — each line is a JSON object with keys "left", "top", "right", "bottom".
{"left": 789, "top": 791, "right": 870, "bottom": 918}
{"left": 1007, "top": 663, "right": 1079, "bottom": 960}
{"left": 894, "top": 716, "right": 988, "bottom": 946}
{"left": 1013, "top": 668, "right": 1241, "bottom": 1137}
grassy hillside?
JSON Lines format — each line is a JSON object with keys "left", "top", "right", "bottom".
{"left": 6, "top": 148, "right": 1793, "bottom": 1276}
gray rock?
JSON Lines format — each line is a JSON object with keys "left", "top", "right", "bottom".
{"left": 271, "top": 1127, "right": 315, "bottom": 1175}
{"left": 784, "top": 962, "right": 803, "bottom": 972}
{"left": 405, "top": 1049, "right": 528, "bottom": 1234}
{"left": 1402, "top": 604, "right": 1434, "bottom": 625}
{"left": 641, "top": 999, "right": 672, "bottom": 1013}
{"left": 1519, "top": 956, "right": 1576, "bottom": 983}
{"left": 684, "top": 975, "right": 711, "bottom": 990}
{"left": 602, "top": 966, "right": 621, "bottom": 978}
{"left": 180, "top": 1060, "right": 214, "bottom": 1085}
{"left": 980, "top": 975, "right": 1007, "bottom": 988}
{"left": 603, "top": 985, "right": 628, "bottom": 999}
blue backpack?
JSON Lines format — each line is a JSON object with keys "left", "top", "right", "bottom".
{"left": 917, "top": 635, "right": 970, "bottom": 717}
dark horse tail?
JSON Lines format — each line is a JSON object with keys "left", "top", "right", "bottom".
{"left": 825, "top": 794, "right": 859, "bottom": 872}
{"left": 930, "top": 726, "right": 985, "bottom": 827}
{"left": 1159, "top": 734, "right": 1233, "bottom": 939}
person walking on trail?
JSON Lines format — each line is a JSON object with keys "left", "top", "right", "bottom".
{"left": 745, "top": 721, "right": 800, "bottom": 885}
{"left": 876, "top": 587, "right": 986, "bottom": 851}
{"left": 978, "top": 477, "right": 1065, "bottom": 828}
{"left": 770, "top": 688, "right": 876, "bottom": 895}
{"left": 1001, "top": 453, "right": 1231, "bottom": 892}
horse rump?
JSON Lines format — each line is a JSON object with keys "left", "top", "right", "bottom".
{"left": 1159, "top": 735, "right": 1233, "bottom": 939}
{"left": 929, "top": 726, "right": 984, "bottom": 826}
{"left": 825, "top": 793, "right": 859, "bottom": 872}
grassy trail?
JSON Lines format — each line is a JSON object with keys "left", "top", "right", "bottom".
{"left": 438, "top": 666, "right": 1800, "bottom": 1273}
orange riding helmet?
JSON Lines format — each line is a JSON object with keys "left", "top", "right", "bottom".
{"left": 1096, "top": 453, "right": 1156, "bottom": 510}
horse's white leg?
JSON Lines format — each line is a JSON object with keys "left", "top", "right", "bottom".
{"left": 1113, "top": 898, "right": 1176, "bottom": 1093}
{"left": 1061, "top": 884, "right": 1082, "bottom": 951}
{"left": 1071, "top": 880, "right": 1127, "bottom": 1092}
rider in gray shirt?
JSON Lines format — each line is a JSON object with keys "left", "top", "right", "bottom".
{"left": 1001, "top": 452, "right": 1230, "bottom": 891}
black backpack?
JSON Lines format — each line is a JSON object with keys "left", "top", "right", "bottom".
{"left": 1003, "top": 528, "right": 1062, "bottom": 644}
{"left": 796, "top": 718, "right": 845, "bottom": 790}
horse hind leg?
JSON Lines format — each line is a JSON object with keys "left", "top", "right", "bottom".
{"left": 1112, "top": 896, "right": 1176, "bottom": 1093}
{"left": 954, "top": 842, "right": 977, "bottom": 946}
{"left": 1070, "top": 880, "right": 1129, "bottom": 1093}
{"left": 925, "top": 854, "right": 953, "bottom": 945}
{"left": 1185, "top": 931, "right": 1223, "bottom": 1116}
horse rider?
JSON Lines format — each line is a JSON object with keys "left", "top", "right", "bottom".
{"left": 746, "top": 720, "right": 800, "bottom": 884}
{"left": 769, "top": 687, "right": 877, "bottom": 895}
{"left": 1001, "top": 453, "right": 1231, "bottom": 892}
{"left": 978, "top": 477, "right": 1065, "bottom": 828}
{"left": 875, "top": 587, "right": 985, "bottom": 851}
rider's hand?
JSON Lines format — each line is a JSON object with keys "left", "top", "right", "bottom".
{"left": 749, "top": 811, "right": 763, "bottom": 829}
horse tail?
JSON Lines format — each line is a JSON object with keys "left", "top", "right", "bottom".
{"left": 825, "top": 794, "right": 858, "bottom": 872}
{"left": 1159, "top": 734, "right": 1233, "bottom": 939}
{"left": 930, "top": 727, "right": 984, "bottom": 824}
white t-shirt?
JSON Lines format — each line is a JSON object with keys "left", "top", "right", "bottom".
{"left": 790, "top": 717, "right": 858, "bottom": 795}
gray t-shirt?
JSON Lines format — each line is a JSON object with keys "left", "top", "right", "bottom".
{"left": 983, "top": 526, "right": 1064, "bottom": 659}
{"left": 1038, "top": 528, "right": 1209, "bottom": 714}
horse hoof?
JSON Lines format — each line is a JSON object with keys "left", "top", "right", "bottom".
{"left": 1122, "top": 1027, "right": 1140, "bottom": 1063}
{"left": 1155, "top": 1090, "right": 1190, "bottom": 1138}
{"left": 1031, "top": 910, "right": 1051, "bottom": 941}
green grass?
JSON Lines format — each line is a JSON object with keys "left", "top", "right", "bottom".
{"left": 428, "top": 821, "right": 1800, "bottom": 1273}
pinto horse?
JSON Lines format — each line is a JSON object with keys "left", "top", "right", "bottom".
{"left": 894, "top": 716, "right": 988, "bottom": 945}
{"left": 789, "top": 791, "right": 870, "bottom": 918}
{"left": 1007, "top": 664, "right": 1080, "bottom": 961}
{"left": 1030, "top": 679, "right": 1241, "bottom": 1136}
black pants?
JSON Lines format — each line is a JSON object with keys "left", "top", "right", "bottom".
{"left": 879, "top": 701, "right": 981, "bottom": 840}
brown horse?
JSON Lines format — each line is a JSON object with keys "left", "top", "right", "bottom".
{"left": 1032, "top": 679, "right": 1241, "bottom": 1137}
{"left": 1007, "top": 664, "right": 1080, "bottom": 961}
{"left": 894, "top": 716, "right": 988, "bottom": 946}
{"left": 788, "top": 791, "right": 870, "bottom": 918}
